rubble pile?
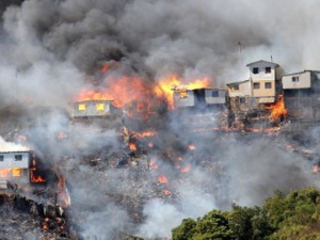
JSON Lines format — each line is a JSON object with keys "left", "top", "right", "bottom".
{"left": 0, "top": 192, "right": 80, "bottom": 240}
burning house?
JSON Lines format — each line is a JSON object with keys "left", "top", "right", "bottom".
{"left": 172, "top": 88, "right": 226, "bottom": 130}
{"left": 73, "top": 100, "right": 120, "bottom": 118}
{"left": 226, "top": 60, "right": 284, "bottom": 127}
{"left": 0, "top": 150, "right": 31, "bottom": 188}
{"left": 173, "top": 88, "right": 226, "bottom": 110}
{"left": 282, "top": 70, "right": 320, "bottom": 126}
{"left": 227, "top": 60, "right": 281, "bottom": 110}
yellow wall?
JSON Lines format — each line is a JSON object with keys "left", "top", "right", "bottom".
{"left": 252, "top": 80, "right": 275, "bottom": 97}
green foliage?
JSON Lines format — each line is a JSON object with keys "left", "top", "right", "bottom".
{"left": 172, "top": 187, "right": 320, "bottom": 240}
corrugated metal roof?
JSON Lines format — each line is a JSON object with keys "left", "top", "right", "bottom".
{"left": 226, "top": 80, "right": 250, "bottom": 86}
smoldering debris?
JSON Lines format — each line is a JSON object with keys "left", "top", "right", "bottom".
{"left": 0, "top": 0, "right": 320, "bottom": 240}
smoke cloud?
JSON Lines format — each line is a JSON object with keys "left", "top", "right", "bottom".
{"left": 0, "top": 0, "right": 320, "bottom": 239}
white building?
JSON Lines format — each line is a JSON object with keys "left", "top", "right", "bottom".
{"left": 0, "top": 151, "right": 31, "bottom": 183}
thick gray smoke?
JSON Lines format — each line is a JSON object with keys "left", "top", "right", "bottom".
{"left": 2, "top": 0, "right": 320, "bottom": 103}
{"left": 1, "top": 0, "right": 320, "bottom": 239}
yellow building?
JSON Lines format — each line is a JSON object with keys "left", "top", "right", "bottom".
{"left": 227, "top": 60, "right": 280, "bottom": 109}
{"left": 247, "top": 60, "right": 279, "bottom": 103}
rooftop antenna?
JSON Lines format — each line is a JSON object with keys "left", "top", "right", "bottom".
{"left": 271, "top": 55, "right": 273, "bottom": 63}
{"left": 238, "top": 42, "right": 243, "bottom": 65}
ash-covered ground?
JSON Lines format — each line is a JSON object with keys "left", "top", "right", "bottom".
{"left": 2, "top": 109, "right": 320, "bottom": 240}
{"left": 0, "top": 0, "right": 320, "bottom": 239}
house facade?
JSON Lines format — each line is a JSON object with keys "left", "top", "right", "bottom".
{"left": 173, "top": 88, "right": 226, "bottom": 109}
{"left": 282, "top": 70, "right": 320, "bottom": 123}
{"left": 247, "top": 60, "right": 279, "bottom": 104}
{"left": 73, "top": 100, "right": 118, "bottom": 118}
{"left": 0, "top": 150, "right": 31, "bottom": 183}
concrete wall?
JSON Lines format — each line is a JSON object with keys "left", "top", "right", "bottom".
{"left": 227, "top": 81, "right": 251, "bottom": 97}
{"left": 282, "top": 72, "right": 311, "bottom": 89}
{"left": 173, "top": 91, "right": 195, "bottom": 108}
{"left": 0, "top": 151, "right": 30, "bottom": 169}
{"left": 205, "top": 89, "right": 226, "bottom": 104}
{"left": 252, "top": 80, "right": 276, "bottom": 98}
{"left": 248, "top": 62, "right": 276, "bottom": 82}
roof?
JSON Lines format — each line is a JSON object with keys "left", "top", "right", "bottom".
{"left": 282, "top": 70, "right": 320, "bottom": 77}
{"left": 226, "top": 79, "right": 250, "bottom": 86}
{"left": 0, "top": 150, "right": 31, "bottom": 154}
{"left": 246, "top": 60, "right": 279, "bottom": 67}
{"left": 75, "top": 100, "right": 114, "bottom": 104}
{"left": 174, "top": 87, "right": 226, "bottom": 92}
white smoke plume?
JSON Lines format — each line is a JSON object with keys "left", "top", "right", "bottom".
{"left": 0, "top": 136, "right": 29, "bottom": 152}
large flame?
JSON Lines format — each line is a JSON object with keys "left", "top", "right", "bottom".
{"left": 30, "top": 156, "right": 45, "bottom": 183}
{"left": 154, "top": 75, "right": 211, "bottom": 109}
{"left": 266, "top": 95, "right": 288, "bottom": 122}
{"left": 57, "top": 176, "right": 71, "bottom": 208}
{"left": 76, "top": 63, "right": 150, "bottom": 109}
{"left": 76, "top": 63, "right": 211, "bottom": 113}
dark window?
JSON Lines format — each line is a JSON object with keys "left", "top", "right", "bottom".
{"left": 253, "top": 83, "right": 260, "bottom": 89}
{"left": 265, "top": 82, "right": 272, "bottom": 89}
{"left": 253, "top": 67, "right": 259, "bottom": 74}
{"left": 211, "top": 91, "right": 219, "bottom": 97}
{"left": 292, "top": 76, "right": 299, "bottom": 82}
{"left": 233, "top": 84, "right": 239, "bottom": 90}
{"left": 15, "top": 155, "right": 22, "bottom": 161}
{"left": 265, "top": 67, "right": 271, "bottom": 73}
{"left": 239, "top": 97, "right": 246, "bottom": 104}
{"left": 0, "top": 156, "right": 3, "bottom": 161}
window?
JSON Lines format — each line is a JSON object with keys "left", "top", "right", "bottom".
{"left": 15, "top": 155, "right": 22, "bottom": 161}
{"left": 96, "top": 103, "right": 105, "bottom": 111}
{"left": 253, "top": 67, "right": 259, "bottom": 74}
{"left": 233, "top": 84, "right": 239, "bottom": 90}
{"left": 0, "top": 156, "right": 3, "bottom": 161}
{"left": 78, "top": 104, "right": 87, "bottom": 111}
{"left": 265, "top": 82, "right": 272, "bottom": 89}
{"left": 253, "top": 83, "right": 260, "bottom": 89}
{"left": 211, "top": 91, "right": 219, "bottom": 97}
{"left": 239, "top": 97, "right": 246, "bottom": 104}
{"left": 265, "top": 67, "right": 271, "bottom": 73}
{"left": 180, "top": 91, "right": 188, "bottom": 99}
{"left": 292, "top": 76, "right": 300, "bottom": 82}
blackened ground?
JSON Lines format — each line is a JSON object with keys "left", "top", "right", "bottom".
{"left": 0, "top": 193, "right": 79, "bottom": 240}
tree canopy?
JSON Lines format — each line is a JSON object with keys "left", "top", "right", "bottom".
{"left": 172, "top": 187, "right": 320, "bottom": 240}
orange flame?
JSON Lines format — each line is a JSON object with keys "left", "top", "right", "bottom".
{"left": 132, "top": 131, "right": 157, "bottom": 138}
{"left": 30, "top": 156, "right": 45, "bottom": 183}
{"left": 0, "top": 168, "right": 21, "bottom": 178}
{"left": 57, "top": 176, "right": 71, "bottom": 208}
{"left": 76, "top": 75, "right": 150, "bottom": 110}
{"left": 154, "top": 75, "right": 211, "bottom": 109}
{"left": 313, "top": 165, "right": 319, "bottom": 174}
{"left": 188, "top": 145, "right": 196, "bottom": 151}
{"left": 129, "top": 142, "right": 137, "bottom": 151}
{"left": 181, "top": 164, "right": 191, "bottom": 173}
{"left": 157, "top": 175, "right": 168, "bottom": 184}
{"left": 164, "top": 189, "right": 171, "bottom": 195}
{"left": 266, "top": 95, "right": 288, "bottom": 122}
